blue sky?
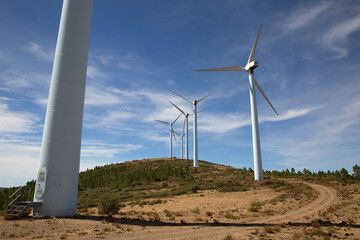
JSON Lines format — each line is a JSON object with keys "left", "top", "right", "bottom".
{"left": 1, "top": 0, "right": 360, "bottom": 187}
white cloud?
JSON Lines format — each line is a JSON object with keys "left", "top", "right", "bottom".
{"left": 22, "top": 42, "right": 54, "bottom": 62}
{"left": 278, "top": 1, "right": 331, "bottom": 35}
{"left": 322, "top": 15, "right": 360, "bottom": 59}
{"left": 99, "top": 55, "right": 113, "bottom": 65}
{"left": 85, "top": 86, "right": 124, "bottom": 106}
{"left": 0, "top": 102, "right": 41, "bottom": 134}
{"left": 0, "top": 137, "right": 41, "bottom": 187}
{"left": 81, "top": 143, "right": 143, "bottom": 158}
{"left": 260, "top": 107, "right": 319, "bottom": 123}
{"left": 87, "top": 65, "right": 106, "bottom": 79}
{"left": 197, "top": 107, "right": 317, "bottom": 135}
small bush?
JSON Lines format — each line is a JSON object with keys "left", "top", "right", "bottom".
{"left": 99, "top": 195, "right": 120, "bottom": 215}
{"left": 224, "top": 234, "right": 234, "bottom": 240}
{"left": 192, "top": 185, "right": 199, "bottom": 193}
{"left": 190, "top": 207, "right": 200, "bottom": 214}
{"left": 249, "top": 200, "right": 262, "bottom": 212}
{"left": 205, "top": 211, "right": 214, "bottom": 217}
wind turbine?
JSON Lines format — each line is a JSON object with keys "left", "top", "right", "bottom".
{"left": 196, "top": 26, "right": 278, "bottom": 181}
{"left": 155, "top": 114, "right": 181, "bottom": 158}
{"left": 174, "top": 127, "right": 192, "bottom": 159}
{"left": 168, "top": 90, "right": 210, "bottom": 167}
{"left": 169, "top": 101, "right": 191, "bottom": 160}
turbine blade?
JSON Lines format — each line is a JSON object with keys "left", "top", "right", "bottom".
{"left": 155, "top": 120, "right": 170, "bottom": 125}
{"left": 198, "top": 93, "right": 211, "bottom": 103}
{"left": 195, "top": 66, "right": 245, "bottom": 71}
{"left": 197, "top": 108, "right": 206, "bottom": 113}
{"left": 174, "top": 131, "right": 181, "bottom": 136}
{"left": 172, "top": 131, "right": 177, "bottom": 141}
{"left": 172, "top": 113, "right": 182, "bottom": 124}
{"left": 188, "top": 128, "right": 192, "bottom": 133}
{"left": 248, "top": 25, "right": 262, "bottom": 64}
{"left": 169, "top": 100, "right": 186, "bottom": 116}
{"left": 254, "top": 78, "right": 278, "bottom": 116}
{"left": 168, "top": 89, "right": 192, "bottom": 104}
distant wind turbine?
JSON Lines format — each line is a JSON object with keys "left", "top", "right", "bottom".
{"left": 169, "top": 101, "right": 191, "bottom": 160}
{"left": 168, "top": 90, "right": 210, "bottom": 167}
{"left": 155, "top": 114, "right": 182, "bottom": 158}
{"left": 174, "top": 127, "right": 192, "bottom": 159}
{"left": 196, "top": 25, "right": 278, "bottom": 181}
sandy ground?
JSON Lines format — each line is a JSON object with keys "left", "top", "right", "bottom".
{"left": 1, "top": 180, "right": 360, "bottom": 240}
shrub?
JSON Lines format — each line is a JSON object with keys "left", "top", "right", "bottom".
{"left": 191, "top": 185, "right": 199, "bottom": 193}
{"left": 190, "top": 207, "right": 200, "bottom": 214}
{"left": 224, "top": 234, "right": 234, "bottom": 240}
{"left": 99, "top": 195, "right": 120, "bottom": 215}
{"left": 205, "top": 211, "right": 213, "bottom": 217}
{"left": 249, "top": 200, "right": 262, "bottom": 212}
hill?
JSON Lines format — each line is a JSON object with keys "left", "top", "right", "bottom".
{"left": 77, "top": 158, "right": 295, "bottom": 211}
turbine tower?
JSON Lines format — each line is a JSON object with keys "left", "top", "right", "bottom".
{"left": 174, "top": 128, "right": 192, "bottom": 159}
{"left": 168, "top": 90, "right": 210, "bottom": 167}
{"left": 33, "top": 0, "right": 93, "bottom": 216}
{"left": 196, "top": 26, "right": 278, "bottom": 181}
{"left": 169, "top": 101, "right": 190, "bottom": 160}
{"left": 155, "top": 114, "right": 181, "bottom": 158}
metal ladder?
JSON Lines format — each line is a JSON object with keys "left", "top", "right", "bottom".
{"left": 5, "top": 186, "right": 42, "bottom": 217}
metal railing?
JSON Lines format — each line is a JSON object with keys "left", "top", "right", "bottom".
{"left": 6, "top": 186, "right": 32, "bottom": 211}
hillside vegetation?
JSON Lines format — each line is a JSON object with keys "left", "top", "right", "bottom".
{"left": 1, "top": 158, "right": 359, "bottom": 214}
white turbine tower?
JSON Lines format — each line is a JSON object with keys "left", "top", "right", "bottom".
{"left": 168, "top": 90, "right": 210, "bottom": 168}
{"left": 174, "top": 127, "right": 192, "bottom": 159}
{"left": 169, "top": 101, "right": 191, "bottom": 160}
{"left": 196, "top": 26, "right": 278, "bottom": 181}
{"left": 155, "top": 114, "right": 181, "bottom": 158}
{"left": 32, "top": 0, "right": 92, "bottom": 216}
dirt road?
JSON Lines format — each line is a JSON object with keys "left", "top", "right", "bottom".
{"left": 115, "top": 181, "right": 338, "bottom": 240}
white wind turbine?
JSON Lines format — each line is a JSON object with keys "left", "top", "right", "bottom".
{"left": 155, "top": 114, "right": 182, "bottom": 158}
{"left": 196, "top": 26, "right": 278, "bottom": 181}
{"left": 174, "top": 126, "right": 192, "bottom": 159}
{"left": 168, "top": 90, "right": 210, "bottom": 167}
{"left": 169, "top": 101, "right": 191, "bottom": 160}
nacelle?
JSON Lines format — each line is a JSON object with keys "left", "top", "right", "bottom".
{"left": 245, "top": 61, "right": 259, "bottom": 71}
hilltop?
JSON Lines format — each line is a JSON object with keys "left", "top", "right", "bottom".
{"left": 1, "top": 158, "right": 360, "bottom": 239}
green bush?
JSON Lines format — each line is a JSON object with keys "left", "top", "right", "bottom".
{"left": 99, "top": 195, "right": 120, "bottom": 215}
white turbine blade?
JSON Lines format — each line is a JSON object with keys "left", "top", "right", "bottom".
{"left": 254, "top": 78, "right": 278, "bottom": 116}
{"left": 248, "top": 25, "right": 262, "bottom": 64}
{"left": 168, "top": 89, "right": 192, "bottom": 104}
{"left": 172, "top": 131, "right": 177, "bottom": 141}
{"left": 172, "top": 113, "right": 182, "bottom": 124}
{"left": 155, "top": 120, "right": 170, "bottom": 125}
{"left": 195, "top": 66, "right": 245, "bottom": 71}
{"left": 198, "top": 93, "right": 211, "bottom": 103}
{"left": 197, "top": 108, "right": 206, "bottom": 113}
{"left": 174, "top": 131, "right": 181, "bottom": 136}
{"left": 187, "top": 128, "right": 192, "bottom": 133}
{"left": 169, "top": 100, "right": 186, "bottom": 116}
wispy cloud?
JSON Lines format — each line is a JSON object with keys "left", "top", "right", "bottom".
{"left": 81, "top": 143, "right": 143, "bottom": 158}
{"left": 87, "top": 65, "right": 106, "bottom": 79}
{"left": 22, "top": 42, "right": 54, "bottom": 62}
{"left": 197, "top": 107, "right": 317, "bottom": 135}
{"left": 85, "top": 86, "right": 124, "bottom": 106}
{"left": 322, "top": 15, "right": 360, "bottom": 59}
{"left": 0, "top": 102, "right": 41, "bottom": 134}
{"left": 0, "top": 137, "right": 41, "bottom": 187}
{"left": 278, "top": 1, "right": 331, "bottom": 35}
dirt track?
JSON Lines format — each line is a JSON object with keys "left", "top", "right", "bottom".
{"left": 115, "top": 181, "right": 338, "bottom": 240}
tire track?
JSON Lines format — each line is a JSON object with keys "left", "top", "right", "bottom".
{"left": 110, "top": 181, "right": 338, "bottom": 240}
